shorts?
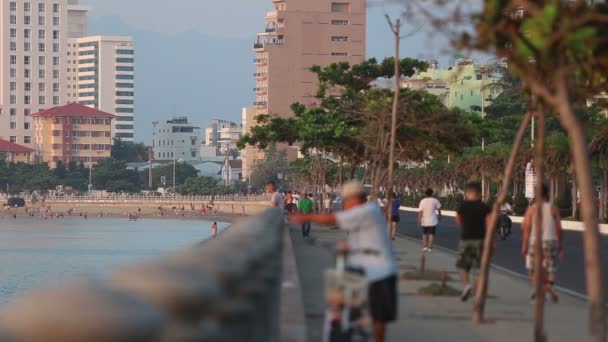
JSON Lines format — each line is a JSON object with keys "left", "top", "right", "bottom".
{"left": 368, "top": 275, "right": 398, "bottom": 323}
{"left": 421, "top": 226, "right": 436, "bottom": 235}
{"left": 526, "top": 240, "right": 559, "bottom": 274}
{"left": 391, "top": 215, "right": 400, "bottom": 223}
{"left": 456, "top": 240, "right": 484, "bottom": 272}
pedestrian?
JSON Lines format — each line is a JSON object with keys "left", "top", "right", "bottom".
{"left": 376, "top": 196, "right": 386, "bottom": 214}
{"left": 266, "top": 181, "right": 285, "bottom": 209}
{"left": 288, "top": 181, "right": 398, "bottom": 342}
{"left": 521, "top": 184, "right": 563, "bottom": 302}
{"left": 211, "top": 222, "right": 218, "bottom": 238}
{"left": 417, "top": 188, "right": 442, "bottom": 252}
{"left": 455, "top": 182, "right": 491, "bottom": 302}
{"left": 323, "top": 193, "right": 332, "bottom": 213}
{"left": 390, "top": 194, "right": 401, "bottom": 240}
{"left": 285, "top": 191, "right": 294, "bottom": 213}
{"left": 293, "top": 191, "right": 300, "bottom": 211}
{"left": 298, "top": 193, "right": 314, "bottom": 238}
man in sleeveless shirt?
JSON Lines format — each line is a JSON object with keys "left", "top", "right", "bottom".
{"left": 521, "top": 184, "right": 564, "bottom": 302}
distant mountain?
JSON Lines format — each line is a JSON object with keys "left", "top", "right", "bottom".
{"left": 87, "top": 16, "right": 254, "bottom": 143}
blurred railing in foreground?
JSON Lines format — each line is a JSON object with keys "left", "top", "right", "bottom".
{"left": 0, "top": 209, "right": 284, "bottom": 342}
{"left": 39, "top": 194, "right": 270, "bottom": 202}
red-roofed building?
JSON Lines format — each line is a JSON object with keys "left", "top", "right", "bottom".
{"left": 0, "top": 139, "right": 34, "bottom": 164}
{"left": 32, "top": 103, "right": 115, "bottom": 168}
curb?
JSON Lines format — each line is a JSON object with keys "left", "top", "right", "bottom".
{"left": 400, "top": 207, "right": 608, "bottom": 235}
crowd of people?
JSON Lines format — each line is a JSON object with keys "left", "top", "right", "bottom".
{"left": 269, "top": 180, "right": 564, "bottom": 342}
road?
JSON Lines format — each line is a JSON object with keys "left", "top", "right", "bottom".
{"left": 397, "top": 210, "right": 608, "bottom": 301}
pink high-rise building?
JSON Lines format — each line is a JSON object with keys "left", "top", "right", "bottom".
{"left": 244, "top": 0, "right": 367, "bottom": 179}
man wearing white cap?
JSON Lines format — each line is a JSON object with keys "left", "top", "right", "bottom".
{"left": 289, "top": 181, "right": 398, "bottom": 342}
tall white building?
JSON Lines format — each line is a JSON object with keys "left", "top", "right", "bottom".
{"left": 67, "top": 36, "right": 135, "bottom": 141}
{"left": 0, "top": 0, "right": 134, "bottom": 148}
{"left": 152, "top": 117, "right": 201, "bottom": 162}
{"left": 0, "top": 0, "right": 71, "bottom": 146}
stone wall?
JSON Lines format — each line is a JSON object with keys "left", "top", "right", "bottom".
{"left": 0, "top": 209, "right": 285, "bottom": 342}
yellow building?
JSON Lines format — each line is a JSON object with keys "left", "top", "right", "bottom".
{"left": 32, "top": 103, "right": 115, "bottom": 168}
{"left": 0, "top": 139, "right": 34, "bottom": 164}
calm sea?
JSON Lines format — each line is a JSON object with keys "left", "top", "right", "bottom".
{"left": 0, "top": 217, "right": 227, "bottom": 306}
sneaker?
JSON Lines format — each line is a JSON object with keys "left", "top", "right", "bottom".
{"left": 461, "top": 285, "right": 473, "bottom": 302}
{"left": 422, "top": 247, "right": 428, "bottom": 253}
{"left": 427, "top": 247, "right": 433, "bottom": 253}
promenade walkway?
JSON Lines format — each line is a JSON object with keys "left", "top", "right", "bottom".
{"left": 289, "top": 224, "right": 592, "bottom": 342}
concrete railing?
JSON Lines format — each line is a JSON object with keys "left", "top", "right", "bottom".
{"left": 40, "top": 194, "right": 270, "bottom": 202}
{"left": 0, "top": 209, "right": 285, "bottom": 342}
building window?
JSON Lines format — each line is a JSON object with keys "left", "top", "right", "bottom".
{"left": 116, "top": 66, "right": 134, "bottom": 72}
{"left": 10, "top": 137, "right": 16, "bottom": 143}
{"left": 39, "top": 83, "right": 45, "bottom": 91}
{"left": 24, "top": 122, "right": 31, "bottom": 130}
{"left": 24, "top": 82, "right": 31, "bottom": 92}
{"left": 53, "top": 4, "right": 60, "bottom": 13}
{"left": 331, "top": 36, "right": 349, "bottom": 42}
{"left": 24, "top": 136, "right": 31, "bottom": 144}
{"left": 53, "top": 43, "right": 59, "bottom": 53}
{"left": 53, "top": 96, "right": 59, "bottom": 105}
{"left": 39, "top": 30, "right": 45, "bottom": 39}
{"left": 10, "top": 109, "right": 16, "bottom": 116}
{"left": 10, "top": 2, "right": 17, "bottom": 11}
{"left": 38, "top": 3, "right": 45, "bottom": 12}
{"left": 39, "top": 43, "right": 45, "bottom": 52}
{"left": 24, "top": 56, "right": 30, "bottom": 65}
{"left": 24, "top": 2, "right": 31, "bottom": 12}
{"left": 10, "top": 69, "right": 16, "bottom": 78}
{"left": 39, "top": 69, "right": 45, "bottom": 78}
{"left": 10, "top": 55, "right": 17, "bottom": 65}
{"left": 10, "top": 42, "right": 16, "bottom": 51}
{"left": 10, "top": 15, "right": 17, "bottom": 25}
{"left": 53, "top": 70, "right": 60, "bottom": 79}
{"left": 24, "top": 42, "right": 30, "bottom": 51}
{"left": 53, "top": 56, "right": 59, "bottom": 66}
{"left": 53, "top": 83, "right": 59, "bottom": 92}
{"left": 24, "top": 109, "right": 30, "bottom": 116}
{"left": 38, "top": 96, "right": 44, "bottom": 105}
{"left": 116, "top": 91, "right": 134, "bottom": 97}
{"left": 116, "top": 83, "right": 134, "bottom": 88}
{"left": 24, "top": 29, "right": 31, "bottom": 39}
{"left": 39, "top": 56, "right": 45, "bottom": 65}
{"left": 10, "top": 122, "right": 16, "bottom": 129}
{"left": 10, "top": 82, "right": 16, "bottom": 91}
{"left": 39, "top": 16, "right": 45, "bottom": 25}
{"left": 53, "top": 17, "right": 59, "bottom": 26}
{"left": 24, "top": 69, "right": 30, "bottom": 78}
{"left": 331, "top": 52, "right": 349, "bottom": 56}
{"left": 116, "top": 58, "right": 134, "bottom": 63}
{"left": 24, "top": 16, "right": 31, "bottom": 25}
{"left": 53, "top": 30, "right": 59, "bottom": 40}
{"left": 10, "top": 29, "right": 16, "bottom": 38}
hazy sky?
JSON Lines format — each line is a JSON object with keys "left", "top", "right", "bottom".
{"left": 79, "top": 0, "right": 466, "bottom": 142}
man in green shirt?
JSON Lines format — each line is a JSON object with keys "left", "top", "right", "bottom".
{"left": 298, "top": 193, "right": 314, "bottom": 238}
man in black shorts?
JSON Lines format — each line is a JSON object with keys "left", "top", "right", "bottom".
{"left": 455, "top": 182, "right": 491, "bottom": 302}
{"left": 417, "top": 188, "right": 442, "bottom": 252}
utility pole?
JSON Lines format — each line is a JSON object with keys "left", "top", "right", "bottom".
{"left": 385, "top": 15, "right": 401, "bottom": 223}
{"left": 88, "top": 166, "right": 92, "bottom": 193}
{"left": 148, "top": 147, "right": 153, "bottom": 190}
{"left": 173, "top": 147, "right": 176, "bottom": 190}
{"left": 481, "top": 67, "right": 487, "bottom": 201}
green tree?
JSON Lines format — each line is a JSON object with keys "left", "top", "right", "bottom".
{"left": 249, "top": 144, "right": 290, "bottom": 191}
{"left": 92, "top": 158, "right": 142, "bottom": 193}
{"left": 111, "top": 139, "right": 149, "bottom": 162}
{"left": 144, "top": 162, "right": 199, "bottom": 188}
{"left": 176, "top": 176, "right": 222, "bottom": 196}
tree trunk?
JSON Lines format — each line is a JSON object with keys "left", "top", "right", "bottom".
{"left": 385, "top": 16, "right": 401, "bottom": 224}
{"left": 473, "top": 110, "right": 533, "bottom": 323}
{"left": 601, "top": 169, "right": 607, "bottom": 223}
{"left": 555, "top": 85, "right": 605, "bottom": 342}
{"left": 572, "top": 178, "right": 578, "bottom": 219}
{"left": 532, "top": 109, "right": 546, "bottom": 342}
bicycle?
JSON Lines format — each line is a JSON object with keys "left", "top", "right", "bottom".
{"left": 323, "top": 242, "right": 378, "bottom": 342}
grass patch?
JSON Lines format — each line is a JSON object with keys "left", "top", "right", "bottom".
{"left": 401, "top": 271, "right": 453, "bottom": 282}
{"left": 418, "top": 283, "right": 461, "bottom": 297}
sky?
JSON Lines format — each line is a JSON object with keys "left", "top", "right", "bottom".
{"left": 80, "top": 0, "right": 464, "bottom": 143}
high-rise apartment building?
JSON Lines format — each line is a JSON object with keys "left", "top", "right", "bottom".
{"left": 0, "top": 0, "right": 71, "bottom": 147}
{"left": 0, "top": 0, "right": 134, "bottom": 151}
{"left": 204, "top": 118, "right": 242, "bottom": 155}
{"left": 244, "top": 0, "right": 366, "bottom": 178}
{"left": 67, "top": 36, "right": 135, "bottom": 141}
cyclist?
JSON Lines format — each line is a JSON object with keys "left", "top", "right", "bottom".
{"left": 289, "top": 181, "right": 398, "bottom": 342}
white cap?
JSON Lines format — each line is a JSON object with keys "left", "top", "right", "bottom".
{"left": 341, "top": 181, "right": 365, "bottom": 198}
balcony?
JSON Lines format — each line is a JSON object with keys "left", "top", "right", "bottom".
{"left": 254, "top": 87, "right": 268, "bottom": 94}
{"left": 265, "top": 10, "right": 277, "bottom": 19}
{"left": 253, "top": 43, "right": 264, "bottom": 50}
{"left": 253, "top": 73, "right": 268, "bottom": 79}
{"left": 265, "top": 27, "right": 276, "bottom": 33}
{"left": 253, "top": 101, "right": 268, "bottom": 107}
{"left": 254, "top": 58, "right": 268, "bottom": 65}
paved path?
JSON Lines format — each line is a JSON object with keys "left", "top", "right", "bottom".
{"left": 397, "top": 210, "right": 608, "bottom": 302}
{"left": 290, "top": 223, "right": 595, "bottom": 342}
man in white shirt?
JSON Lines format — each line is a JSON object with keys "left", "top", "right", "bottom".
{"left": 289, "top": 181, "right": 398, "bottom": 342}
{"left": 418, "top": 188, "right": 442, "bottom": 252}
{"left": 266, "top": 181, "right": 284, "bottom": 209}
